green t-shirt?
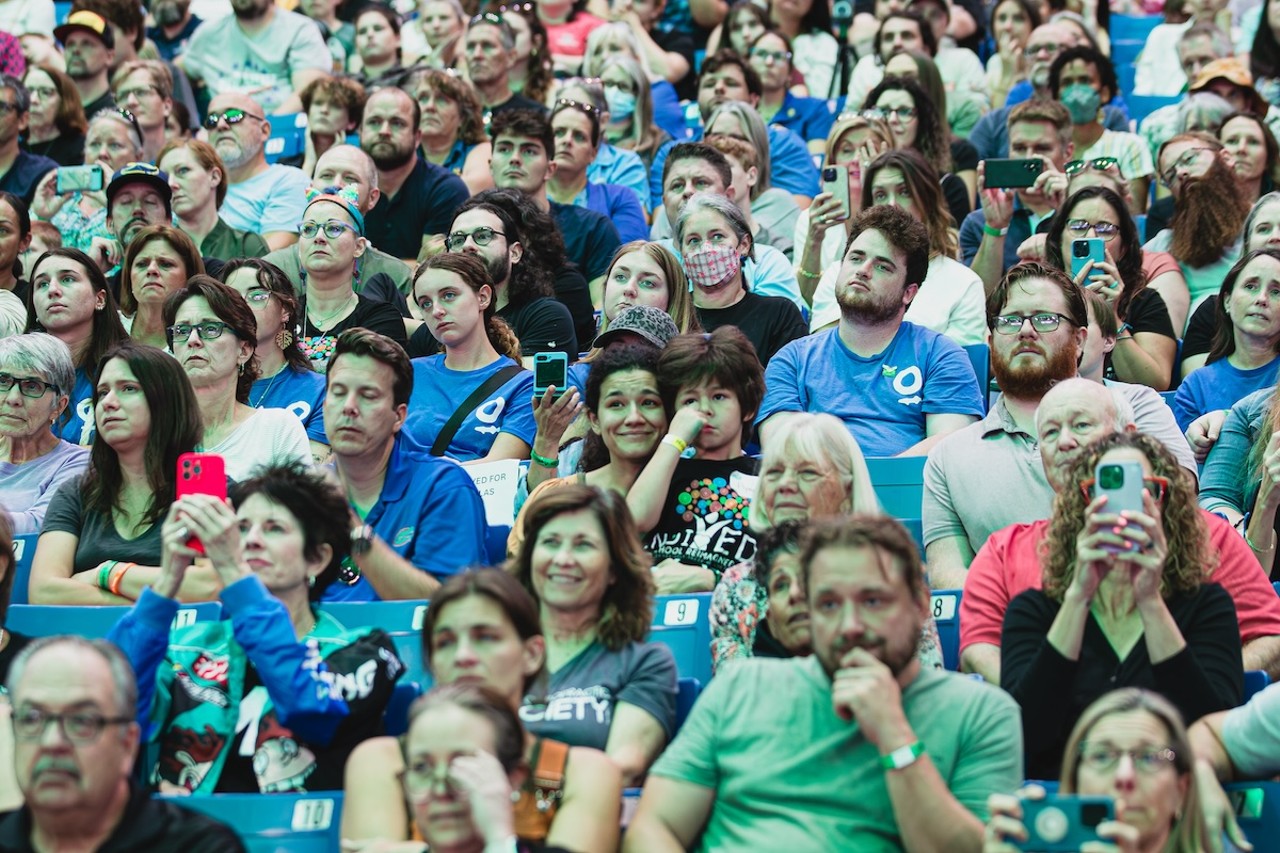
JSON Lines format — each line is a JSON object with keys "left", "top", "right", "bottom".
{"left": 650, "top": 656, "right": 1022, "bottom": 851}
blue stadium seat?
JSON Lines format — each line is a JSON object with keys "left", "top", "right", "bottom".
{"left": 163, "top": 792, "right": 342, "bottom": 853}
{"left": 6, "top": 602, "right": 221, "bottom": 638}
{"left": 54, "top": 1, "right": 71, "bottom": 24}
{"left": 930, "top": 588, "right": 961, "bottom": 670}
{"left": 1228, "top": 782, "right": 1280, "bottom": 849}
{"left": 264, "top": 113, "right": 307, "bottom": 163}
{"left": 964, "top": 342, "right": 991, "bottom": 403}
{"left": 865, "top": 456, "right": 927, "bottom": 520}
{"left": 319, "top": 600, "right": 429, "bottom": 687}
{"left": 1127, "top": 94, "right": 1182, "bottom": 124}
{"left": 384, "top": 680, "right": 423, "bottom": 736}
{"left": 9, "top": 533, "right": 35, "bottom": 606}
{"left": 1158, "top": 390, "right": 1176, "bottom": 409}
{"left": 1109, "top": 14, "right": 1162, "bottom": 44}
{"left": 485, "top": 524, "right": 511, "bottom": 566}
{"left": 1111, "top": 39, "right": 1145, "bottom": 68}
{"left": 648, "top": 593, "right": 713, "bottom": 686}
{"left": 1273, "top": 580, "right": 1280, "bottom": 598}
{"left": 1245, "top": 670, "right": 1271, "bottom": 703}
{"left": 675, "top": 677, "right": 701, "bottom": 731}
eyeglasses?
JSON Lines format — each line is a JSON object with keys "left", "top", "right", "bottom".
{"left": 0, "top": 371, "right": 58, "bottom": 398}
{"left": 1078, "top": 745, "right": 1178, "bottom": 773}
{"left": 13, "top": 707, "right": 133, "bottom": 744}
{"left": 1159, "top": 147, "right": 1214, "bottom": 186}
{"left": 400, "top": 758, "right": 454, "bottom": 795}
{"left": 555, "top": 97, "right": 599, "bottom": 115}
{"left": 750, "top": 49, "right": 793, "bottom": 64}
{"left": 116, "top": 83, "right": 159, "bottom": 101}
{"left": 243, "top": 289, "right": 273, "bottom": 305}
{"left": 991, "top": 312, "right": 1074, "bottom": 335}
{"left": 203, "top": 107, "right": 265, "bottom": 130}
{"left": 445, "top": 226, "right": 506, "bottom": 251}
{"left": 300, "top": 220, "right": 357, "bottom": 239}
{"left": 877, "top": 106, "right": 917, "bottom": 120}
{"left": 1065, "top": 157, "right": 1119, "bottom": 176}
{"left": 1066, "top": 219, "right": 1120, "bottom": 241}
{"left": 1080, "top": 475, "right": 1171, "bottom": 504}
{"left": 166, "top": 321, "right": 234, "bottom": 343}
{"left": 25, "top": 86, "right": 56, "bottom": 99}
{"left": 1023, "top": 41, "right": 1063, "bottom": 57}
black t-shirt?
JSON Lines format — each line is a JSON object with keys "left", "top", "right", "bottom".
{"left": 498, "top": 296, "right": 578, "bottom": 357}
{"left": 23, "top": 132, "right": 85, "bottom": 167}
{"left": 696, "top": 291, "right": 809, "bottom": 367}
{"left": 298, "top": 293, "right": 409, "bottom": 371}
{"left": 82, "top": 92, "right": 116, "bottom": 119}
{"left": 950, "top": 138, "right": 979, "bottom": 172}
{"left": 1147, "top": 195, "right": 1174, "bottom": 238}
{"left": 1183, "top": 296, "right": 1219, "bottom": 361}
{"left": 488, "top": 93, "right": 548, "bottom": 119}
{"left": 364, "top": 155, "right": 471, "bottom": 259}
{"left": 653, "top": 27, "right": 697, "bottom": 99}
{"left": 0, "top": 632, "right": 32, "bottom": 692}
{"left": 1102, "top": 287, "right": 1176, "bottom": 382}
{"left": 941, "top": 172, "right": 971, "bottom": 231}
{"left": 553, "top": 263, "right": 597, "bottom": 353}
{"left": 643, "top": 456, "right": 760, "bottom": 579}
{"left": 550, "top": 201, "right": 621, "bottom": 284}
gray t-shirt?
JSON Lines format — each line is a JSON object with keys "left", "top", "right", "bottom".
{"left": 42, "top": 477, "right": 163, "bottom": 572}
{"left": 519, "top": 639, "right": 678, "bottom": 751}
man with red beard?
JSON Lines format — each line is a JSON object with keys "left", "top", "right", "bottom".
{"left": 922, "top": 262, "right": 1196, "bottom": 588}
{"left": 1147, "top": 132, "right": 1249, "bottom": 318}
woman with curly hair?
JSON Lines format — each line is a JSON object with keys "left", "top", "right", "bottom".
{"left": 509, "top": 484, "right": 677, "bottom": 785}
{"left": 406, "top": 67, "right": 493, "bottom": 193}
{"left": 1002, "top": 431, "right": 1244, "bottom": 779}
{"left": 1045, "top": 185, "right": 1178, "bottom": 389}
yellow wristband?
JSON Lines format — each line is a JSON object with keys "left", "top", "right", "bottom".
{"left": 662, "top": 435, "right": 688, "bottom": 453}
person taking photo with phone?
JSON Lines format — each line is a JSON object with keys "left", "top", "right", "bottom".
{"left": 1001, "top": 431, "right": 1244, "bottom": 780}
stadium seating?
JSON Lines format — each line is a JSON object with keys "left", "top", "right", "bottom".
{"left": 1229, "top": 782, "right": 1280, "bottom": 849}
{"left": 264, "top": 114, "right": 307, "bottom": 164}
{"left": 1109, "top": 14, "right": 1162, "bottom": 45}
{"left": 675, "top": 677, "right": 701, "bottom": 730}
{"left": 964, "top": 342, "right": 992, "bottom": 403}
{"left": 649, "top": 593, "right": 714, "bottom": 686}
{"left": 864, "top": 456, "right": 927, "bottom": 553}
{"left": 931, "top": 588, "right": 961, "bottom": 671}
{"left": 1126, "top": 94, "right": 1181, "bottom": 125}
{"left": 1246, "top": 670, "right": 1271, "bottom": 703}
{"left": 384, "top": 680, "right": 423, "bottom": 737}
{"left": 6, "top": 602, "right": 222, "bottom": 637}
{"left": 164, "top": 792, "right": 342, "bottom": 853}
{"left": 10, "top": 533, "right": 35, "bottom": 606}
{"left": 319, "top": 599, "right": 429, "bottom": 687}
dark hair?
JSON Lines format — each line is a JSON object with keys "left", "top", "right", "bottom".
{"left": 1252, "top": 2, "right": 1280, "bottom": 80}
{"left": 489, "top": 108, "right": 554, "bottom": 160}
{"left": 156, "top": 139, "right": 229, "bottom": 209}
{"left": 1209, "top": 248, "right": 1280, "bottom": 362}
{"left": 414, "top": 252, "right": 522, "bottom": 362}
{"left": 163, "top": 275, "right": 261, "bottom": 403}
{"left": 0, "top": 192, "right": 29, "bottom": 280}
{"left": 507, "top": 485, "right": 654, "bottom": 650}
{"left": 887, "top": 50, "right": 948, "bottom": 132}
{"left": 863, "top": 75, "right": 951, "bottom": 174}
{"left": 657, "top": 327, "right": 765, "bottom": 437}
{"left": 753, "top": 518, "right": 806, "bottom": 590}
{"left": 1048, "top": 45, "right": 1119, "bottom": 103}
{"left": 699, "top": 50, "right": 763, "bottom": 100}
{"left": 422, "top": 568, "right": 545, "bottom": 692}
{"left": 217, "top": 257, "right": 311, "bottom": 373}
{"left": 873, "top": 10, "right": 937, "bottom": 58}
{"left": 300, "top": 75, "right": 368, "bottom": 130}
{"left": 499, "top": 3, "right": 552, "bottom": 103}
{"left": 25, "top": 64, "right": 87, "bottom": 136}
{"left": 798, "top": 515, "right": 926, "bottom": 602}
{"left": 847, "top": 203, "right": 931, "bottom": 289}
{"left": 26, "top": 248, "right": 128, "bottom": 378}
{"left": 861, "top": 149, "right": 956, "bottom": 259}
{"left": 73, "top": 0, "right": 144, "bottom": 47}
{"left": 662, "top": 141, "right": 733, "bottom": 193}
{"left": 452, "top": 189, "right": 555, "bottom": 310}
{"left": 551, "top": 97, "right": 601, "bottom": 148}
{"left": 1045, "top": 186, "right": 1147, "bottom": 321}
{"left": 405, "top": 683, "right": 525, "bottom": 775}
{"left": 169, "top": 99, "right": 191, "bottom": 134}
{"left": 328, "top": 327, "right": 414, "bottom": 409}
{"left": 987, "top": 260, "right": 1089, "bottom": 330}
{"left": 230, "top": 464, "right": 351, "bottom": 600}
{"left": 355, "top": 3, "right": 403, "bottom": 62}
{"left": 84, "top": 342, "right": 202, "bottom": 524}
{"left": 581, "top": 342, "right": 665, "bottom": 472}
{"left": 723, "top": 1, "right": 769, "bottom": 56}
{"left": 990, "top": 0, "right": 1043, "bottom": 35}
{"left": 118, "top": 225, "right": 205, "bottom": 317}
{"left": 772, "top": 0, "right": 830, "bottom": 39}
{"left": 405, "top": 67, "right": 487, "bottom": 145}
{"left": 1220, "top": 111, "right": 1280, "bottom": 185}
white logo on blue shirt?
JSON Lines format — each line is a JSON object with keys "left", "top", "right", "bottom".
{"left": 893, "top": 366, "right": 923, "bottom": 405}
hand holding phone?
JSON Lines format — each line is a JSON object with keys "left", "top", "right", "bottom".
{"left": 532, "top": 352, "right": 568, "bottom": 401}
{"left": 820, "top": 165, "right": 851, "bottom": 223}
{"left": 55, "top": 165, "right": 104, "bottom": 195}
{"left": 1013, "top": 794, "right": 1115, "bottom": 851}
{"left": 1071, "top": 238, "right": 1107, "bottom": 279}
{"left": 983, "top": 158, "right": 1045, "bottom": 189}
{"left": 176, "top": 453, "right": 228, "bottom": 555}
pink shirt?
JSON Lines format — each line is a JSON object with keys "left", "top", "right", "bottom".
{"left": 545, "top": 13, "right": 605, "bottom": 56}
{"left": 960, "top": 511, "right": 1280, "bottom": 652}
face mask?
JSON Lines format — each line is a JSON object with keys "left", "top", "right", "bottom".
{"left": 604, "top": 86, "right": 636, "bottom": 121}
{"left": 1060, "top": 83, "right": 1102, "bottom": 125}
{"left": 684, "top": 244, "right": 741, "bottom": 290}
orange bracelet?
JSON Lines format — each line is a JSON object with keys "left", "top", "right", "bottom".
{"left": 108, "top": 562, "right": 134, "bottom": 596}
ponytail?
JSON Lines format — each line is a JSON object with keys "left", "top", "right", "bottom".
{"left": 486, "top": 315, "right": 522, "bottom": 362}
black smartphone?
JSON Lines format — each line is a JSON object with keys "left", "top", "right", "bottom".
{"left": 984, "top": 158, "right": 1045, "bottom": 189}
{"left": 533, "top": 351, "right": 568, "bottom": 400}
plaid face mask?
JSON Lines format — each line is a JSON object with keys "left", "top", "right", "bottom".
{"left": 684, "top": 244, "right": 741, "bottom": 290}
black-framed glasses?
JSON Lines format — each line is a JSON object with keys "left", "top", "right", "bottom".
{"left": 166, "top": 321, "right": 234, "bottom": 343}
{"left": 750, "top": 48, "right": 793, "bottom": 64}
{"left": 1065, "top": 157, "right": 1119, "bottom": 176}
{"left": 0, "top": 372, "right": 59, "bottom": 398}
{"left": 992, "top": 312, "right": 1074, "bottom": 335}
{"left": 12, "top": 707, "right": 133, "bottom": 744}
{"left": 878, "top": 106, "right": 917, "bottom": 120}
{"left": 1160, "top": 146, "right": 1214, "bottom": 186}
{"left": 300, "top": 219, "right": 357, "bottom": 240}
{"left": 445, "top": 226, "right": 505, "bottom": 251}
{"left": 203, "top": 107, "right": 265, "bottom": 130}
{"left": 555, "top": 97, "right": 599, "bottom": 115}
{"left": 1066, "top": 219, "right": 1120, "bottom": 241}
{"left": 1078, "top": 745, "right": 1178, "bottom": 773}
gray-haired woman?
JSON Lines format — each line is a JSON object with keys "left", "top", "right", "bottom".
{"left": 674, "top": 192, "right": 807, "bottom": 366}
{"left": 0, "top": 334, "right": 90, "bottom": 535}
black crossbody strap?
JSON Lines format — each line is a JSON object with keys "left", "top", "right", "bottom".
{"left": 429, "top": 364, "right": 524, "bottom": 457}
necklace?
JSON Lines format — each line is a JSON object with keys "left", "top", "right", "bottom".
{"left": 250, "top": 365, "right": 285, "bottom": 408}
{"left": 305, "top": 293, "right": 357, "bottom": 332}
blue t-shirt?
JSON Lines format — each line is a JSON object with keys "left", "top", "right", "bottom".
{"left": 567, "top": 360, "right": 591, "bottom": 399}
{"left": 580, "top": 182, "right": 649, "bottom": 244}
{"left": 251, "top": 366, "right": 328, "bottom": 444}
{"left": 1173, "top": 356, "right": 1280, "bottom": 432}
{"left": 770, "top": 92, "right": 836, "bottom": 143}
{"left": 404, "top": 356, "right": 537, "bottom": 461}
{"left": 647, "top": 125, "right": 821, "bottom": 206}
{"left": 57, "top": 368, "right": 96, "bottom": 447}
{"left": 322, "top": 435, "right": 488, "bottom": 601}
{"left": 757, "top": 325, "right": 985, "bottom": 457}
{"left": 587, "top": 143, "right": 651, "bottom": 210}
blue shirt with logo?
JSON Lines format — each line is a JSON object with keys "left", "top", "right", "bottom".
{"left": 757, "top": 324, "right": 984, "bottom": 457}
{"left": 251, "top": 366, "right": 327, "bottom": 444}
{"left": 322, "top": 435, "right": 488, "bottom": 602}
{"left": 57, "top": 368, "right": 96, "bottom": 447}
{"left": 404, "top": 356, "right": 537, "bottom": 461}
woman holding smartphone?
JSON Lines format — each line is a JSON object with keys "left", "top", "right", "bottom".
{"left": 1002, "top": 432, "right": 1243, "bottom": 780}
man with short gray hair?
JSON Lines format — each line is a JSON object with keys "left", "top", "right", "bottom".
{"left": 0, "top": 635, "right": 244, "bottom": 851}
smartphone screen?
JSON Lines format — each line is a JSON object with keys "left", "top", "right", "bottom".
{"left": 533, "top": 352, "right": 568, "bottom": 398}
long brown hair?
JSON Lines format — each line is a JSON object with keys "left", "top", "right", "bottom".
{"left": 414, "top": 252, "right": 521, "bottom": 362}
{"left": 507, "top": 485, "right": 654, "bottom": 650}
{"left": 861, "top": 149, "right": 958, "bottom": 259}
{"left": 118, "top": 225, "right": 205, "bottom": 317}
{"left": 27, "top": 64, "right": 87, "bottom": 136}
{"left": 1208, "top": 248, "right": 1280, "bottom": 362}
{"left": 1040, "top": 432, "right": 1212, "bottom": 601}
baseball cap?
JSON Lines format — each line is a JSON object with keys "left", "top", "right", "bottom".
{"left": 106, "top": 163, "right": 172, "bottom": 214}
{"left": 54, "top": 10, "right": 115, "bottom": 49}
{"left": 592, "top": 305, "right": 680, "bottom": 350}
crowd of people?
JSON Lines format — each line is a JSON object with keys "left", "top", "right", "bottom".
{"left": 1, "top": 0, "right": 1280, "bottom": 849}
